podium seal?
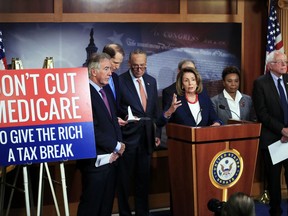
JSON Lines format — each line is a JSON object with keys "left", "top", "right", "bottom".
{"left": 209, "top": 149, "right": 243, "bottom": 189}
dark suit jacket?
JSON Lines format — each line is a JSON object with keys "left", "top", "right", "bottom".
{"left": 119, "top": 71, "right": 159, "bottom": 154}
{"left": 162, "top": 83, "right": 210, "bottom": 111}
{"left": 168, "top": 91, "right": 222, "bottom": 127}
{"left": 104, "top": 72, "right": 120, "bottom": 112}
{"left": 252, "top": 72, "right": 288, "bottom": 149}
{"left": 77, "top": 84, "right": 122, "bottom": 171}
{"left": 211, "top": 92, "right": 256, "bottom": 124}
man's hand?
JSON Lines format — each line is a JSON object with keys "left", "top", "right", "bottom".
{"left": 118, "top": 117, "right": 128, "bottom": 126}
{"left": 281, "top": 128, "right": 288, "bottom": 137}
{"left": 109, "top": 152, "right": 119, "bottom": 163}
{"left": 281, "top": 136, "right": 288, "bottom": 143}
{"left": 155, "top": 137, "right": 161, "bottom": 147}
{"left": 118, "top": 143, "right": 126, "bottom": 156}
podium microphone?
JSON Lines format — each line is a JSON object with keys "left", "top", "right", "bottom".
{"left": 195, "top": 108, "right": 202, "bottom": 127}
{"left": 219, "top": 104, "right": 241, "bottom": 121}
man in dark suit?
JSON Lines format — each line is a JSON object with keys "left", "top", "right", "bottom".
{"left": 77, "top": 53, "right": 125, "bottom": 216}
{"left": 162, "top": 59, "right": 196, "bottom": 110}
{"left": 253, "top": 50, "right": 288, "bottom": 216}
{"left": 102, "top": 43, "right": 125, "bottom": 112}
{"left": 117, "top": 49, "right": 160, "bottom": 216}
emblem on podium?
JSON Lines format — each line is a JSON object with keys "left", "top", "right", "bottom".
{"left": 209, "top": 149, "right": 243, "bottom": 190}
{"left": 209, "top": 149, "right": 243, "bottom": 189}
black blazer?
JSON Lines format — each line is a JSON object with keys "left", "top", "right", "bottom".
{"left": 119, "top": 71, "right": 159, "bottom": 154}
{"left": 253, "top": 72, "right": 288, "bottom": 149}
{"left": 167, "top": 92, "right": 222, "bottom": 127}
{"left": 77, "top": 84, "right": 122, "bottom": 170}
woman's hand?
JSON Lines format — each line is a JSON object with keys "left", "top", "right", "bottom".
{"left": 164, "top": 94, "right": 182, "bottom": 118}
{"left": 211, "top": 122, "right": 221, "bottom": 127}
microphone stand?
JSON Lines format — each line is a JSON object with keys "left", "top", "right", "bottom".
{"left": 219, "top": 105, "right": 243, "bottom": 123}
{"left": 195, "top": 108, "right": 202, "bottom": 127}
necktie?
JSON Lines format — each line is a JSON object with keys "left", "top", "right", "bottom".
{"left": 108, "top": 77, "right": 116, "bottom": 99}
{"left": 137, "top": 78, "right": 147, "bottom": 111}
{"left": 99, "top": 89, "right": 112, "bottom": 117}
{"left": 277, "top": 78, "right": 288, "bottom": 124}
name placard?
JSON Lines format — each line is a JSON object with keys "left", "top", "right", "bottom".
{"left": 0, "top": 68, "right": 96, "bottom": 166}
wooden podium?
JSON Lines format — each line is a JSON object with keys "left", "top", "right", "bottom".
{"left": 166, "top": 121, "right": 261, "bottom": 216}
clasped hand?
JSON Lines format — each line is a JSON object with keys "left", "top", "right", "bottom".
{"left": 281, "top": 128, "right": 288, "bottom": 143}
{"left": 109, "top": 142, "right": 126, "bottom": 163}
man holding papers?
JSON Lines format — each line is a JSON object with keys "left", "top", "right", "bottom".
{"left": 77, "top": 53, "right": 125, "bottom": 216}
{"left": 253, "top": 50, "right": 288, "bottom": 216}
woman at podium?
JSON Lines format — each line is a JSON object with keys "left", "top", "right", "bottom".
{"left": 211, "top": 66, "right": 255, "bottom": 124}
{"left": 160, "top": 67, "right": 222, "bottom": 127}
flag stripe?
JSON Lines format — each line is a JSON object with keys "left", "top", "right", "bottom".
{"left": 0, "top": 30, "right": 8, "bottom": 70}
{"left": 265, "top": 0, "right": 284, "bottom": 73}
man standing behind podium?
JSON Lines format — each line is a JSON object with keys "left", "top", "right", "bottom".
{"left": 252, "top": 50, "right": 288, "bottom": 216}
{"left": 117, "top": 49, "right": 160, "bottom": 216}
{"left": 77, "top": 53, "right": 125, "bottom": 216}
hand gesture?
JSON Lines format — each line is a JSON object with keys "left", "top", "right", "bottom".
{"left": 164, "top": 94, "right": 182, "bottom": 118}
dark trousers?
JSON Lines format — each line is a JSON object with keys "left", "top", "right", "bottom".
{"left": 77, "top": 163, "right": 117, "bottom": 216}
{"left": 262, "top": 149, "right": 288, "bottom": 216}
{"left": 117, "top": 144, "right": 151, "bottom": 216}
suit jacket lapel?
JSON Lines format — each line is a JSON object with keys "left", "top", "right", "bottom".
{"left": 90, "top": 85, "right": 113, "bottom": 122}
{"left": 283, "top": 75, "right": 288, "bottom": 100}
{"left": 268, "top": 73, "right": 283, "bottom": 107}
{"left": 143, "top": 75, "right": 152, "bottom": 112}
{"left": 180, "top": 96, "right": 196, "bottom": 125}
{"left": 124, "top": 72, "right": 144, "bottom": 111}
{"left": 219, "top": 93, "right": 231, "bottom": 118}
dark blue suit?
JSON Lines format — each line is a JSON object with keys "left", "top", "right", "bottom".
{"left": 166, "top": 92, "right": 221, "bottom": 127}
{"left": 77, "top": 84, "right": 122, "bottom": 216}
{"left": 253, "top": 72, "right": 288, "bottom": 215}
{"left": 117, "top": 70, "right": 159, "bottom": 216}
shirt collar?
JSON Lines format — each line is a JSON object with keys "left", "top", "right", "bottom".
{"left": 223, "top": 89, "right": 242, "bottom": 103}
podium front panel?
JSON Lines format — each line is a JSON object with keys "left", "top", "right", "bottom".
{"left": 167, "top": 123, "right": 260, "bottom": 216}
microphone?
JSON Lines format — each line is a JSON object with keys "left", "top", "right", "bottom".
{"left": 219, "top": 104, "right": 241, "bottom": 121}
{"left": 195, "top": 108, "right": 202, "bottom": 127}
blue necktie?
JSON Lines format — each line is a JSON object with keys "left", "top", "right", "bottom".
{"left": 277, "top": 78, "right": 288, "bottom": 124}
{"left": 108, "top": 77, "right": 116, "bottom": 99}
{"left": 100, "top": 89, "right": 112, "bottom": 117}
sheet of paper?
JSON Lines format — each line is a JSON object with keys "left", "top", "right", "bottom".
{"left": 127, "top": 106, "right": 140, "bottom": 122}
{"left": 95, "top": 153, "right": 111, "bottom": 167}
{"left": 268, "top": 140, "right": 288, "bottom": 165}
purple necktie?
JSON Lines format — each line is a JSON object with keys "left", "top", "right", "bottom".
{"left": 100, "top": 89, "right": 111, "bottom": 117}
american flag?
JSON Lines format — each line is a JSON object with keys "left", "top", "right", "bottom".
{"left": 0, "top": 30, "right": 8, "bottom": 70}
{"left": 265, "top": 0, "right": 284, "bottom": 72}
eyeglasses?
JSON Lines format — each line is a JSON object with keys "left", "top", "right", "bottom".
{"left": 271, "top": 60, "right": 288, "bottom": 65}
{"left": 131, "top": 64, "right": 146, "bottom": 70}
